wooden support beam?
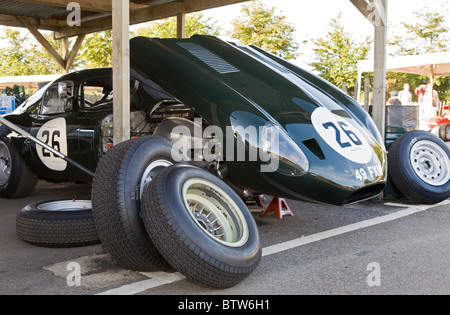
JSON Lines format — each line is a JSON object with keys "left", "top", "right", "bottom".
{"left": 372, "top": 0, "right": 388, "bottom": 139}
{"left": 349, "top": 0, "right": 372, "bottom": 20}
{"left": 350, "top": 0, "right": 387, "bottom": 27}
{"left": 177, "top": 12, "right": 186, "bottom": 39}
{"left": 20, "top": 0, "right": 148, "bottom": 13}
{"left": 54, "top": 0, "right": 250, "bottom": 39}
{"left": 0, "top": 14, "right": 65, "bottom": 31}
{"left": 112, "top": 0, "right": 131, "bottom": 144}
{"left": 65, "top": 34, "right": 87, "bottom": 71}
{"left": 19, "top": 17, "right": 66, "bottom": 69}
{"left": 19, "top": 17, "right": 86, "bottom": 73}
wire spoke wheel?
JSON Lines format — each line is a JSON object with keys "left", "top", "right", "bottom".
{"left": 141, "top": 165, "right": 262, "bottom": 289}
{"left": 183, "top": 179, "right": 249, "bottom": 248}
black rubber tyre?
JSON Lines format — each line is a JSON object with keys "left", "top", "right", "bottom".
{"left": 92, "top": 136, "right": 186, "bottom": 271}
{"left": 388, "top": 131, "right": 450, "bottom": 204}
{"left": 141, "top": 165, "right": 262, "bottom": 289}
{"left": 16, "top": 200, "right": 100, "bottom": 247}
{"left": 439, "top": 124, "right": 450, "bottom": 142}
{"left": 0, "top": 139, "right": 38, "bottom": 199}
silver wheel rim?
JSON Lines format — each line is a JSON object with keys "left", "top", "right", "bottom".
{"left": 0, "top": 142, "right": 12, "bottom": 186}
{"left": 182, "top": 179, "right": 249, "bottom": 248}
{"left": 410, "top": 140, "right": 450, "bottom": 186}
{"left": 37, "top": 200, "right": 92, "bottom": 212}
{"left": 140, "top": 160, "right": 173, "bottom": 197}
{"left": 446, "top": 125, "right": 450, "bottom": 140}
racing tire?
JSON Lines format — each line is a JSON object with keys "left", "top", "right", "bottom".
{"left": 439, "top": 124, "right": 450, "bottom": 142}
{"left": 141, "top": 165, "right": 262, "bottom": 289}
{"left": 0, "top": 139, "right": 38, "bottom": 199}
{"left": 388, "top": 131, "right": 450, "bottom": 204}
{"left": 16, "top": 200, "right": 100, "bottom": 247}
{"left": 92, "top": 136, "right": 186, "bottom": 271}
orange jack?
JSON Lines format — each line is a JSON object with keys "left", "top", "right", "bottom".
{"left": 263, "top": 197, "right": 294, "bottom": 219}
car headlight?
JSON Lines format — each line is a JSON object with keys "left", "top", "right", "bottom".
{"left": 260, "top": 124, "right": 310, "bottom": 176}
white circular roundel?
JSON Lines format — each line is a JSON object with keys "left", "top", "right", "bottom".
{"left": 36, "top": 118, "right": 68, "bottom": 171}
{"left": 311, "top": 107, "right": 372, "bottom": 164}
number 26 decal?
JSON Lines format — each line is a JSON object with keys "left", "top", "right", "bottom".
{"left": 312, "top": 107, "right": 372, "bottom": 164}
{"left": 322, "top": 121, "right": 363, "bottom": 149}
{"left": 36, "top": 118, "right": 68, "bottom": 172}
{"left": 41, "top": 130, "right": 61, "bottom": 158}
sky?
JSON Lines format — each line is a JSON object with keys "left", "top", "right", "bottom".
{"left": 202, "top": 0, "right": 450, "bottom": 70}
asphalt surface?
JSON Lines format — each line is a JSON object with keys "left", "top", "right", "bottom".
{"left": 0, "top": 143, "right": 449, "bottom": 296}
{"left": 0, "top": 176, "right": 449, "bottom": 296}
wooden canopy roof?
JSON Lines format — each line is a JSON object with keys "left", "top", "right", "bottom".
{"left": 0, "top": 0, "right": 250, "bottom": 39}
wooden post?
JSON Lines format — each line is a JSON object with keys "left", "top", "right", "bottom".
{"left": 112, "top": 0, "right": 130, "bottom": 145}
{"left": 356, "top": 69, "right": 362, "bottom": 104}
{"left": 62, "top": 38, "right": 69, "bottom": 74}
{"left": 177, "top": 12, "right": 186, "bottom": 39}
{"left": 364, "top": 77, "right": 371, "bottom": 113}
{"left": 372, "top": 0, "right": 387, "bottom": 139}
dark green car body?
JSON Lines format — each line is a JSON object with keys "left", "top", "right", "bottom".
{"left": 130, "top": 35, "right": 387, "bottom": 205}
{"left": 0, "top": 68, "right": 174, "bottom": 183}
{"left": 1, "top": 35, "right": 387, "bottom": 205}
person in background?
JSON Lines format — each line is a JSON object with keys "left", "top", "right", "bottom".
{"left": 415, "top": 80, "right": 428, "bottom": 104}
{"left": 387, "top": 91, "right": 402, "bottom": 105}
{"left": 422, "top": 83, "right": 440, "bottom": 119}
{"left": 398, "top": 83, "right": 412, "bottom": 105}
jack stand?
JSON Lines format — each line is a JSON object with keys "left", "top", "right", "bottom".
{"left": 245, "top": 195, "right": 265, "bottom": 214}
{"left": 263, "top": 197, "right": 294, "bottom": 219}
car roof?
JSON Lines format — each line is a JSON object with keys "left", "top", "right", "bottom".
{"left": 55, "top": 68, "right": 112, "bottom": 83}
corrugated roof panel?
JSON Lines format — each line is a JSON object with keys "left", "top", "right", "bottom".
{"left": 0, "top": 0, "right": 69, "bottom": 19}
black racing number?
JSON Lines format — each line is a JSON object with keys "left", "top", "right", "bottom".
{"left": 42, "top": 130, "right": 61, "bottom": 158}
{"left": 322, "top": 122, "right": 362, "bottom": 149}
{"left": 42, "top": 130, "right": 51, "bottom": 157}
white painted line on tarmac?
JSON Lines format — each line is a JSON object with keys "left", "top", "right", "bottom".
{"left": 96, "top": 271, "right": 185, "bottom": 295}
{"left": 263, "top": 201, "right": 449, "bottom": 257}
{"left": 94, "top": 200, "right": 449, "bottom": 295}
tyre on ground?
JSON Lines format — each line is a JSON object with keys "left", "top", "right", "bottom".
{"left": 91, "top": 136, "right": 186, "bottom": 271}
{"left": 141, "top": 165, "right": 262, "bottom": 289}
{"left": 439, "top": 124, "right": 450, "bottom": 142}
{"left": 388, "top": 130, "right": 450, "bottom": 204}
{"left": 0, "top": 138, "right": 38, "bottom": 199}
{"left": 16, "top": 200, "right": 100, "bottom": 247}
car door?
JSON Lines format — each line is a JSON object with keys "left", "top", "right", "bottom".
{"left": 29, "top": 81, "right": 86, "bottom": 181}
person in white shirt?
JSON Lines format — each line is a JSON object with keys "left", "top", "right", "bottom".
{"left": 398, "top": 83, "right": 412, "bottom": 105}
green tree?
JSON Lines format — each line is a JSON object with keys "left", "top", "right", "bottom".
{"left": 309, "top": 13, "right": 372, "bottom": 94}
{"left": 0, "top": 27, "right": 67, "bottom": 76}
{"left": 389, "top": 8, "right": 449, "bottom": 56}
{"left": 387, "top": 6, "right": 450, "bottom": 101}
{"left": 230, "top": 0, "right": 299, "bottom": 60}
{"left": 77, "top": 30, "right": 113, "bottom": 69}
{"left": 135, "top": 12, "right": 220, "bottom": 38}
{"left": 75, "top": 13, "right": 219, "bottom": 69}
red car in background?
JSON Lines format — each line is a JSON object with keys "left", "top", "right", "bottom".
{"left": 428, "top": 105, "right": 450, "bottom": 142}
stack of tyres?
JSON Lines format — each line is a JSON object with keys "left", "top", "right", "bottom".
{"left": 91, "top": 136, "right": 262, "bottom": 289}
